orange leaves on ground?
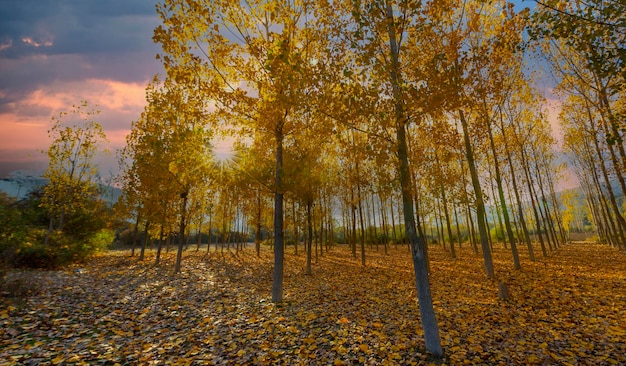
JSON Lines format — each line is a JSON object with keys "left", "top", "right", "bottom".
{"left": 1, "top": 242, "right": 625, "bottom": 364}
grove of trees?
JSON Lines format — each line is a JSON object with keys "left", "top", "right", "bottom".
{"left": 2, "top": 0, "right": 623, "bottom": 361}
{"left": 94, "top": 0, "right": 624, "bottom": 356}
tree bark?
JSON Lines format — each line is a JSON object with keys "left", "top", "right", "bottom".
{"left": 501, "top": 113, "right": 534, "bottom": 262}
{"left": 385, "top": 3, "right": 442, "bottom": 356}
{"left": 356, "top": 160, "right": 366, "bottom": 266}
{"left": 256, "top": 190, "right": 262, "bottom": 257}
{"left": 272, "top": 128, "right": 285, "bottom": 303}
{"left": 487, "top": 120, "right": 520, "bottom": 269}
{"left": 174, "top": 190, "right": 188, "bottom": 273}
{"left": 519, "top": 141, "right": 548, "bottom": 257}
{"left": 139, "top": 221, "right": 150, "bottom": 261}
{"left": 459, "top": 109, "right": 495, "bottom": 278}
{"left": 306, "top": 200, "right": 313, "bottom": 275}
{"left": 155, "top": 225, "right": 164, "bottom": 265}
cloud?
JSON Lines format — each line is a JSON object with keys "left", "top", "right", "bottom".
{"left": 21, "top": 36, "right": 53, "bottom": 48}
{"left": 0, "top": 0, "right": 164, "bottom": 178}
{"left": 0, "top": 39, "right": 11, "bottom": 51}
{"left": 0, "top": 0, "right": 162, "bottom": 109}
{"left": 0, "top": 78, "right": 148, "bottom": 177}
{"left": 3, "top": 78, "right": 142, "bottom": 114}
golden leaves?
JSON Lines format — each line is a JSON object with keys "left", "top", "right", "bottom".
{"left": 1, "top": 243, "right": 625, "bottom": 364}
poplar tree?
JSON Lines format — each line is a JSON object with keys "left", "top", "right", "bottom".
{"left": 42, "top": 101, "right": 107, "bottom": 246}
{"left": 154, "top": 0, "right": 334, "bottom": 301}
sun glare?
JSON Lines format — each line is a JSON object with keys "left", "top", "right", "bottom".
{"left": 213, "top": 137, "right": 235, "bottom": 162}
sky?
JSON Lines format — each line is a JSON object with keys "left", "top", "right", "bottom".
{"left": 0, "top": 0, "right": 577, "bottom": 189}
{"left": 0, "top": 0, "right": 163, "bottom": 179}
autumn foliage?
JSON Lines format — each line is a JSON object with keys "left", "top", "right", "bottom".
{"left": 2, "top": 242, "right": 624, "bottom": 364}
{"left": 5, "top": 0, "right": 624, "bottom": 364}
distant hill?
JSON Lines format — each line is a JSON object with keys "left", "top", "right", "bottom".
{"left": 0, "top": 177, "right": 47, "bottom": 200}
{"left": 0, "top": 176, "right": 122, "bottom": 206}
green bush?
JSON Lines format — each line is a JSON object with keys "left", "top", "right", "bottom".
{"left": 0, "top": 189, "right": 115, "bottom": 269}
{"left": 13, "top": 243, "right": 58, "bottom": 269}
{"left": 12, "top": 228, "right": 115, "bottom": 268}
{"left": 0, "top": 194, "right": 28, "bottom": 268}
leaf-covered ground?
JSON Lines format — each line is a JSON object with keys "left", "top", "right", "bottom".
{"left": 1, "top": 241, "right": 625, "bottom": 365}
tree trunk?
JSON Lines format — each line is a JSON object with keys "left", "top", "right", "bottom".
{"left": 435, "top": 153, "right": 456, "bottom": 258}
{"left": 435, "top": 198, "right": 445, "bottom": 250}
{"left": 293, "top": 200, "right": 299, "bottom": 255}
{"left": 532, "top": 170, "right": 554, "bottom": 252}
{"left": 351, "top": 189, "right": 357, "bottom": 259}
{"left": 131, "top": 213, "right": 141, "bottom": 257}
{"left": 256, "top": 190, "right": 262, "bottom": 257}
{"left": 385, "top": 3, "right": 442, "bottom": 356}
{"left": 139, "top": 221, "right": 150, "bottom": 261}
{"left": 453, "top": 205, "right": 462, "bottom": 249}
{"left": 355, "top": 160, "right": 366, "bottom": 266}
{"left": 467, "top": 204, "right": 478, "bottom": 254}
{"left": 155, "top": 225, "right": 164, "bottom": 265}
{"left": 519, "top": 144, "right": 548, "bottom": 257}
{"left": 501, "top": 116, "right": 534, "bottom": 261}
{"left": 370, "top": 188, "right": 379, "bottom": 251}
{"left": 390, "top": 196, "right": 398, "bottom": 248}
{"left": 174, "top": 190, "right": 189, "bottom": 273}
{"left": 380, "top": 192, "right": 389, "bottom": 255}
{"left": 487, "top": 120, "right": 520, "bottom": 269}
{"left": 207, "top": 204, "right": 213, "bottom": 253}
{"left": 459, "top": 109, "right": 495, "bottom": 278}
{"left": 272, "top": 128, "right": 285, "bottom": 303}
{"left": 306, "top": 200, "right": 313, "bottom": 275}
{"left": 44, "top": 216, "right": 54, "bottom": 249}
{"left": 590, "top": 124, "right": 626, "bottom": 247}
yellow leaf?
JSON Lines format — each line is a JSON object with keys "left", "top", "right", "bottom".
{"left": 607, "top": 326, "right": 626, "bottom": 337}
{"left": 527, "top": 354, "right": 539, "bottom": 363}
{"left": 337, "top": 317, "right": 349, "bottom": 324}
{"left": 358, "top": 344, "right": 369, "bottom": 352}
{"left": 51, "top": 356, "right": 65, "bottom": 365}
{"left": 333, "top": 359, "right": 344, "bottom": 365}
{"left": 236, "top": 349, "right": 246, "bottom": 357}
{"left": 113, "top": 328, "right": 133, "bottom": 337}
{"left": 67, "top": 355, "right": 81, "bottom": 362}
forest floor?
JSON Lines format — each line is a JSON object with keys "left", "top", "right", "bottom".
{"left": 1, "top": 241, "right": 625, "bottom": 365}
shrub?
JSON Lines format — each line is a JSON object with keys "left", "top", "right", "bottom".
{"left": 0, "top": 189, "right": 116, "bottom": 269}
{"left": 13, "top": 242, "right": 58, "bottom": 269}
